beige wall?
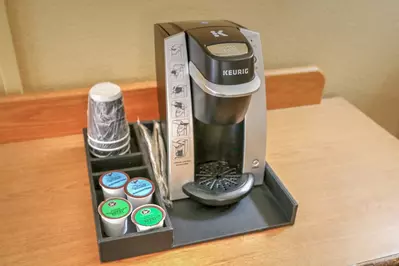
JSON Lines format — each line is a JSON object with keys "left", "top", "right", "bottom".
{"left": 4, "top": 0, "right": 399, "bottom": 135}
{"left": 1, "top": 0, "right": 22, "bottom": 95}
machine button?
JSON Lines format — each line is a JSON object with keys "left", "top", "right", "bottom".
{"left": 207, "top": 43, "right": 248, "bottom": 57}
{"left": 252, "top": 159, "right": 260, "bottom": 168}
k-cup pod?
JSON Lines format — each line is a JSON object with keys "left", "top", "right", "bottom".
{"left": 124, "top": 177, "right": 155, "bottom": 208}
{"left": 88, "top": 131, "right": 130, "bottom": 150}
{"left": 89, "top": 143, "right": 130, "bottom": 158}
{"left": 131, "top": 204, "right": 166, "bottom": 232}
{"left": 98, "top": 197, "right": 132, "bottom": 237}
{"left": 87, "top": 82, "right": 130, "bottom": 143}
{"left": 99, "top": 171, "right": 130, "bottom": 199}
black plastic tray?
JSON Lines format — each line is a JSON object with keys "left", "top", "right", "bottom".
{"left": 83, "top": 122, "right": 298, "bottom": 262}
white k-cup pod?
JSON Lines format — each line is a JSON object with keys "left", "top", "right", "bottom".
{"left": 99, "top": 171, "right": 130, "bottom": 199}
{"left": 131, "top": 204, "right": 166, "bottom": 232}
{"left": 98, "top": 197, "right": 132, "bottom": 237}
{"left": 124, "top": 177, "right": 155, "bottom": 208}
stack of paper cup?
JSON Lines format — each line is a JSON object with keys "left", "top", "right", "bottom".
{"left": 87, "top": 82, "right": 131, "bottom": 157}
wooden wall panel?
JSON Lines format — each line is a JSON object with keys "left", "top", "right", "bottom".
{"left": 0, "top": 66, "right": 324, "bottom": 144}
{"left": 266, "top": 66, "right": 325, "bottom": 109}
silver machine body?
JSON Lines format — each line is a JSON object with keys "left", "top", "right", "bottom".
{"left": 154, "top": 20, "right": 266, "bottom": 201}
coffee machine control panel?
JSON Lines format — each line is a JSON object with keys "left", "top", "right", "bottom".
{"left": 186, "top": 26, "right": 255, "bottom": 86}
{"left": 207, "top": 43, "right": 249, "bottom": 57}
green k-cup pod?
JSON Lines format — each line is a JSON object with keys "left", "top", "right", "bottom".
{"left": 131, "top": 204, "right": 166, "bottom": 232}
{"left": 98, "top": 197, "right": 132, "bottom": 220}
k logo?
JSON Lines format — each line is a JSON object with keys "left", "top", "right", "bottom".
{"left": 210, "top": 30, "right": 228, "bottom": 37}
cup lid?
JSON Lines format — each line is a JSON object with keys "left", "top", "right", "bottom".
{"left": 98, "top": 198, "right": 132, "bottom": 220}
{"left": 131, "top": 204, "right": 165, "bottom": 227}
{"left": 124, "top": 177, "right": 155, "bottom": 198}
{"left": 89, "top": 82, "right": 122, "bottom": 102}
{"left": 100, "top": 171, "right": 130, "bottom": 189}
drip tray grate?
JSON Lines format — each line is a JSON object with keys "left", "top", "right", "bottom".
{"left": 196, "top": 161, "right": 243, "bottom": 192}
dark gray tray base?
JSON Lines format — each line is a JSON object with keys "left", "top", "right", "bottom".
{"left": 170, "top": 183, "right": 289, "bottom": 247}
{"left": 83, "top": 122, "right": 298, "bottom": 262}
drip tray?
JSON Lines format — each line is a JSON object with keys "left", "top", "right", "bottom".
{"left": 170, "top": 163, "right": 296, "bottom": 247}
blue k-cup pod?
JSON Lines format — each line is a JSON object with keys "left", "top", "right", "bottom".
{"left": 99, "top": 171, "right": 130, "bottom": 199}
{"left": 124, "top": 177, "right": 155, "bottom": 208}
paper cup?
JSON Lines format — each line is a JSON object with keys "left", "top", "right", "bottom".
{"left": 88, "top": 131, "right": 130, "bottom": 150}
{"left": 87, "top": 82, "right": 130, "bottom": 143}
{"left": 99, "top": 171, "right": 130, "bottom": 199}
{"left": 88, "top": 136, "right": 130, "bottom": 151}
{"left": 98, "top": 197, "right": 132, "bottom": 237}
{"left": 89, "top": 143, "right": 130, "bottom": 158}
{"left": 131, "top": 204, "right": 166, "bottom": 232}
{"left": 124, "top": 177, "right": 155, "bottom": 208}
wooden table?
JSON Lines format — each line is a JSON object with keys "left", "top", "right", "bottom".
{"left": 1, "top": 97, "right": 399, "bottom": 266}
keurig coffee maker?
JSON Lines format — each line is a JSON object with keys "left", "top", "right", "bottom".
{"left": 154, "top": 20, "right": 266, "bottom": 206}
